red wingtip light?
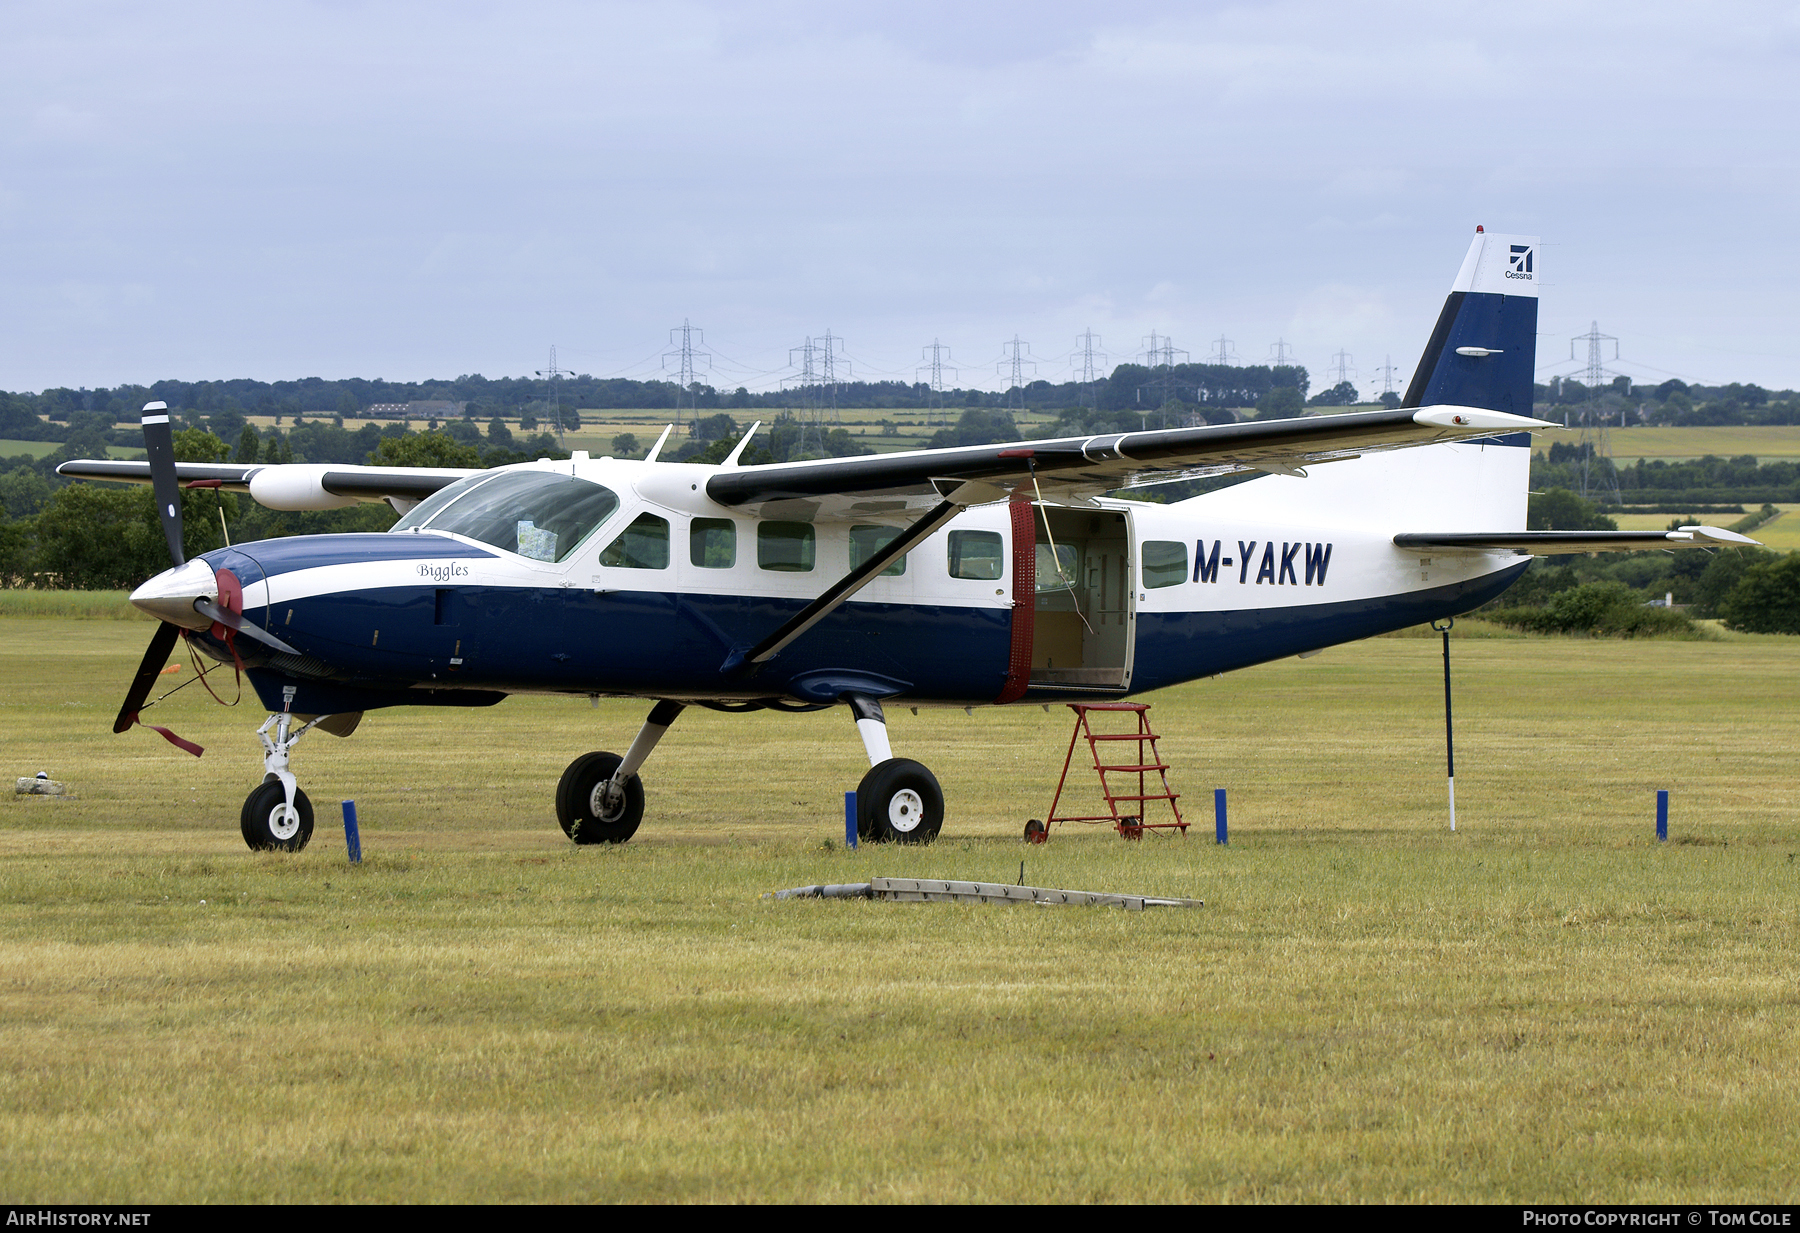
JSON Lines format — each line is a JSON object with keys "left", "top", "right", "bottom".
{"left": 1476, "top": 224, "right": 1484, "bottom": 233}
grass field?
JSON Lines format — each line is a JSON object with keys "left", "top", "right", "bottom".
{"left": 1608, "top": 505, "right": 1799, "bottom": 552}
{"left": 3, "top": 611, "right": 1797, "bottom": 1203}
{"left": 1590, "top": 425, "right": 1800, "bottom": 464}
{"left": 233, "top": 406, "right": 1056, "bottom": 459}
{"left": 0, "top": 439, "right": 142, "bottom": 461}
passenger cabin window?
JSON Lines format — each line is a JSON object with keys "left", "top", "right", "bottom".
{"left": 1142, "top": 540, "right": 1187, "bottom": 589}
{"left": 690, "top": 518, "right": 737, "bottom": 568}
{"left": 1035, "top": 543, "right": 1078, "bottom": 592}
{"left": 757, "top": 522, "right": 815, "bottom": 572}
{"left": 599, "top": 513, "right": 670, "bottom": 569}
{"left": 948, "top": 530, "right": 1003, "bottom": 581}
{"left": 849, "top": 525, "right": 907, "bottom": 577}
{"left": 390, "top": 470, "right": 620, "bottom": 564}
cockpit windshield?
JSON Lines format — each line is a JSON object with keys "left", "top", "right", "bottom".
{"left": 391, "top": 470, "right": 620, "bottom": 563}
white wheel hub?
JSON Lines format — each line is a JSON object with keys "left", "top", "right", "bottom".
{"left": 886, "top": 788, "right": 925, "bottom": 833}
{"left": 268, "top": 804, "right": 300, "bottom": 841}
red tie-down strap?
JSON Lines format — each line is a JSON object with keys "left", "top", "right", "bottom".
{"left": 128, "top": 714, "right": 205, "bottom": 757}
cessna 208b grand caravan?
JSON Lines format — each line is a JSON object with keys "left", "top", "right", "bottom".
{"left": 59, "top": 229, "right": 1755, "bottom": 851}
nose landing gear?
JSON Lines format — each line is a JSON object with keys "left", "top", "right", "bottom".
{"left": 241, "top": 711, "right": 326, "bottom": 851}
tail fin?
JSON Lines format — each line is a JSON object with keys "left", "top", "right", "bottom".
{"left": 1402, "top": 228, "right": 1539, "bottom": 417}
{"left": 1192, "top": 229, "right": 1538, "bottom": 533}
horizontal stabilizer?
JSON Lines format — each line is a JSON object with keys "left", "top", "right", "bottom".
{"left": 1393, "top": 527, "right": 1761, "bottom": 555}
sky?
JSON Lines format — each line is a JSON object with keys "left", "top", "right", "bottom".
{"left": 3, "top": 0, "right": 1798, "bottom": 399}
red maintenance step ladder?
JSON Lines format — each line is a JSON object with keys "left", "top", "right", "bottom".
{"left": 1026, "top": 703, "right": 1187, "bottom": 843}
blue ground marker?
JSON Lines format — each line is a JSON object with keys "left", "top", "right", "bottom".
{"left": 1215, "top": 788, "right": 1228, "bottom": 845}
{"left": 342, "top": 799, "right": 362, "bottom": 864}
{"left": 1657, "top": 789, "right": 1668, "bottom": 843}
{"left": 845, "top": 791, "right": 858, "bottom": 849}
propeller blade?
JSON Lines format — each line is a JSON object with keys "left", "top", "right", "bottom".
{"left": 193, "top": 599, "right": 302, "bottom": 656}
{"left": 141, "top": 401, "right": 185, "bottom": 567}
{"left": 114, "top": 621, "right": 182, "bottom": 734}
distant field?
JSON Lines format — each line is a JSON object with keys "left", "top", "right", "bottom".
{"left": 3, "top": 615, "right": 1797, "bottom": 1202}
{"left": 0, "top": 439, "right": 140, "bottom": 461}
{"left": 1610, "top": 505, "right": 1798, "bottom": 552}
{"left": 234, "top": 407, "right": 1018, "bottom": 457}
{"left": 1587, "top": 425, "right": 1800, "bottom": 463}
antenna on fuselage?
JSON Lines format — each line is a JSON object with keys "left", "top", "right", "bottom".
{"left": 721, "top": 421, "right": 762, "bottom": 467}
{"left": 643, "top": 424, "right": 675, "bottom": 462}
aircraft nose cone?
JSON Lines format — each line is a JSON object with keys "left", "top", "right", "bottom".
{"left": 129, "top": 558, "right": 218, "bottom": 631}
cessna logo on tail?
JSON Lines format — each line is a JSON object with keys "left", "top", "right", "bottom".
{"left": 1507, "top": 244, "right": 1534, "bottom": 280}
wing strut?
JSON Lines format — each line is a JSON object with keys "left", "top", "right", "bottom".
{"left": 722, "top": 499, "right": 962, "bottom": 675}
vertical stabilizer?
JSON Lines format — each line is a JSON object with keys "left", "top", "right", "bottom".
{"left": 1402, "top": 229, "right": 1539, "bottom": 417}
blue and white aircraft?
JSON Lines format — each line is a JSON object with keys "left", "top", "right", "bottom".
{"left": 60, "top": 228, "right": 1756, "bottom": 851}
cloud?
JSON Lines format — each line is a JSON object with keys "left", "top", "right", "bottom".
{"left": 0, "top": 0, "right": 1795, "bottom": 389}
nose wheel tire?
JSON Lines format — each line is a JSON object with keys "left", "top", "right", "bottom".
{"left": 241, "top": 780, "right": 314, "bottom": 851}
{"left": 556, "top": 751, "right": 645, "bottom": 845}
{"left": 856, "top": 758, "right": 943, "bottom": 845}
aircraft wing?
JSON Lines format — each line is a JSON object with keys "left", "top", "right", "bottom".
{"left": 704, "top": 406, "right": 1553, "bottom": 519}
{"left": 54, "top": 459, "right": 478, "bottom": 509}
{"left": 1393, "top": 527, "right": 1762, "bottom": 555}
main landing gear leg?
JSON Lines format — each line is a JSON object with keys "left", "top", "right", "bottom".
{"left": 242, "top": 711, "right": 323, "bottom": 851}
{"left": 847, "top": 694, "right": 943, "bottom": 845}
{"left": 555, "top": 700, "right": 685, "bottom": 845}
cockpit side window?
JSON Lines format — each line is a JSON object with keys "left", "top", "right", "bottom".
{"left": 393, "top": 470, "right": 620, "bottom": 563}
{"left": 690, "top": 518, "right": 737, "bottom": 568}
{"left": 599, "top": 513, "right": 671, "bottom": 569}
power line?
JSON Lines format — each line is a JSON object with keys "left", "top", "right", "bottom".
{"left": 783, "top": 336, "right": 820, "bottom": 455}
{"left": 534, "top": 345, "right": 572, "bottom": 441}
{"left": 1573, "top": 320, "right": 1621, "bottom": 392}
{"left": 661, "top": 320, "right": 711, "bottom": 429}
{"left": 1372, "top": 355, "right": 1399, "bottom": 397}
{"left": 1206, "top": 334, "right": 1237, "bottom": 366}
{"left": 918, "top": 339, "right": 957, "bottom": 425}
{"left": 1268, "top": 338, "right": 1296, "bottom": 367}
{"left": 1569, "top": 321, "right": 1624, "bottom": 504}
{"left": 997, "top": 336, "right": 1035, "bottom": 411}
{"left": 1328, "top": 349, "right": 1357, "bottom": 387}
{"left": 1071, "top": 329, "right": 1107, "bottom": 412}
{"left": 1138, "top": 331, "right": 1190, "bottom": 429}
{"left": 819, "top": 329, "right": 847, "bottom": 426}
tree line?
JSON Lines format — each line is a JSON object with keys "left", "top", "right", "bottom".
{"left": 1532, "top": 443, "right": 1800, "bottom": 506}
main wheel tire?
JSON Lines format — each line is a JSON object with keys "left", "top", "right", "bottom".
{"left": 241, "top": 780, "right": 314, "bottom": 852}
{"left": 856, "top": 758, "right": 944, "bottom": 845}
{"left": 555, "top": 751, "right": 645, "bottom": 845}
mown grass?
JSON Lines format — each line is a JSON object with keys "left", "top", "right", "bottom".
{"left": 1610, "top": 505, "right": 1798, "bottom": 554}
{"left": 0, "top": 589, "right": 146, "bottom": 620}
{"left": 1, "top": 617, "right": 1796, "bottom": 1203}
{"left": 1605, "top": 424, "right": 1800, "bottom": 463}
{"left": 0, "top": 439, "right": 143, "bottom": 461}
